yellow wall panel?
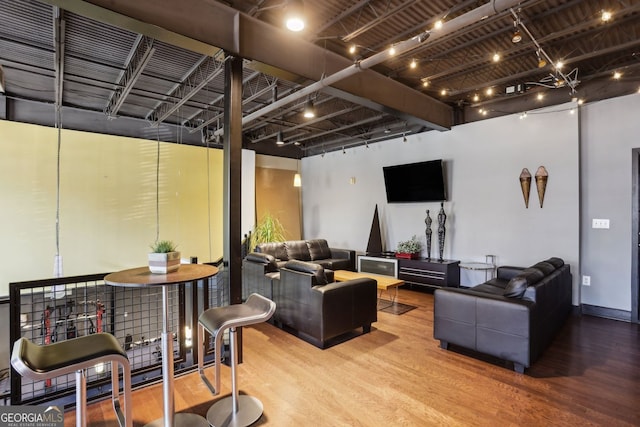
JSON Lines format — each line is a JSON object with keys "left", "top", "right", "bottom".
{"left": 0, "top": 120, "right": 223, "bottom": 296}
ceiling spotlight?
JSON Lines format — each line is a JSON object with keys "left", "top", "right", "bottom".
{"left": 403, "top": 134, "right": 408, "bottom": 143}
{"left": 421, "top": 78, "right": 429, "bottom": 87}
{"left": 555, "top": 60, "right": 564, "bottom": 70}
{"left": 486, "top": 87, "right": 494, "bottom": 96}
{"left": 570, "top": 108, "right": 576, "bottom": 115}
{"left": 537, "top": 93, "right": 544, "bottom": 101}
{"left": 492, "top": 53, "right": 501, "bottom": 62}
{"left": 536, "top": 50, "right": 547, "bottom": 68}
{"left": 342, "top": 146, "right": 346, "bottom": 154}
{"left": 284, "top": 0, "right": 305, "bottom": 32}
{"left": 440, "top": 89, "right": 447, "bottom": 96}
{"left": 472, "top": 94, "right": 479, "bottom": 102}
{"left": 276, "top": 130, "right": 285, "bottom": 145}
{"left": 348, "top": 44, "right": 357, "bottom": 55}
{"left": 482, "top": 109, "right": 488, "bottom": 116}
{"left": 520, "top": 112, "right": 528, "bottom": 120}
{"left": 601, "top": 10, "right": 612, "bottom": 22}
{"left": 511, "top": 29, "right": 522, "bottom": 43}
{"left": 434, "top": 20, "right": 443, "bottom": 30}
{"left": 410, "top": 59, "right": 417, "bottom": 69}
{"left": 578, "top": 98, "right": 585, "bottom": 105}
{"left": 303, "top": 99, "right": 316, "bottom": 118}
{"left": 388, "top": 46, "right": 396, "bottom": 56}
{"left": 613, "top": 71, "right": 622, "bottom": 80}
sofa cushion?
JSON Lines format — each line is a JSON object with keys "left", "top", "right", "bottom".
{"left": 545, "top": 257, "right": 564, "bottom": 269}
{"left": 245, "top": 252, "right": 279, "bottom": 273}
{"left": 503, "top": 268, "right": 544, "bottom": 298}
{"left": 284, "top": 260, "right": 328, "bottom": 285}
{"left": 285, "top": 241, "right": 312, "bottom": 261}
{"left": 256, "top": 242, "right": 288, "bottom": 261}
{"left": 307, "top": 239, "right": 332, "bottom": 261}
{"left": 531, "top": 261, "right": 555, "bottom": 276}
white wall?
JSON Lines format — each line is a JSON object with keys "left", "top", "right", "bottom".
{"left": 303, "top": 104, "right": 580, "bottom": 301}
{"left": 580, "top": 93, "right": 640, "bottom": 312}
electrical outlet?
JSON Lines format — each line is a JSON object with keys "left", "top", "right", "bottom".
{"left": 592, "top": 219, "right": 610, "bottom": 229}
{"left": 582, "top": 275, "right": 591, "bottom": 286}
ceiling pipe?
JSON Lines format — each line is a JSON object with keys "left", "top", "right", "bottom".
{"left": 214, "top": 0, "right": 524, "bottom": 138}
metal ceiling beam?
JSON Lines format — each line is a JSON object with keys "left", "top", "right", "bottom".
{"left": 341, "top": 0, "right": 422, "bottom": 43}
{"left": 40, "top": 0, "right": 452, "bottom": 130}
{"left": 104, "top": 35, "right": 155, "bottom": 118}
{"left": 147, "top": 55, "right": 224, "bottom": 126}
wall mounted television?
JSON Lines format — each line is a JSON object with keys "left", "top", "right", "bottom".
{"left": 383, "top": 160, "right": 447, "bottom": 203}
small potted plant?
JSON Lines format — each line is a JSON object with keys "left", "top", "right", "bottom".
{"left": 395, "top": 235, "right": 423, "bottom": 259}
{"left": 148, "top": 240, "right": 180, "bottom": 274}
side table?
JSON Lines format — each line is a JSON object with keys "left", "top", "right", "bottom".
{"left": 459, "top": 255, "right": 497, "bottom": 282}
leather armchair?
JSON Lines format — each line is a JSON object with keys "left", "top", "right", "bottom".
{"left": 273, "top": 260, "right": 377, "bottom": 349}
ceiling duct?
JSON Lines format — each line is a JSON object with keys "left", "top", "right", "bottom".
{"left": 214, "top": 0, "right": 525, "bottom": 138}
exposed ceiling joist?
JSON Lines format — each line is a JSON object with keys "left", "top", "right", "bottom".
{"left": 39, "top": 0, "right": 453, "bottom": 131}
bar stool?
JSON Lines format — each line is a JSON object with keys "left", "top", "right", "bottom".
{"left": 11, "top": 332, "right": 132, "bottom": 427}
{"left": 197, "top": 293, "right": 276, "bottom": 427}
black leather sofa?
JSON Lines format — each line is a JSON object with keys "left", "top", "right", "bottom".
{"left": 433, "top": 257, "right": 572, "bottom": 373}
{"left": 272, "top": 260, "right": 377, "bottom": 348}
{"left": 255, "top": 239, "right": 355, "bottom": 271}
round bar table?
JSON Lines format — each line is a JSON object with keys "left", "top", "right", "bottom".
{"left": 105, "top": 264, "right": 218, "bottom": 427}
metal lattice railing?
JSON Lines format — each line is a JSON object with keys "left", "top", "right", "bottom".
{"left": 8, "top": 265, "right": 227, "bottom": 407}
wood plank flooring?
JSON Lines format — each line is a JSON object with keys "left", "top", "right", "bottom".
{"left": 71, "top": 288, "right": 640, "bottom": 426}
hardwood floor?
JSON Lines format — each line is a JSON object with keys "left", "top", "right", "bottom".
{"left": 72, "top": 288, "right": 640, "bottom": 426}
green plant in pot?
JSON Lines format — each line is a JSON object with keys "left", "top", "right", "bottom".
{"left": 250, "top": 212, "right": 285, "bottom": 251}
{"left": 148, "top": 239, "right": 180, "bottom": 274}
{"left": 395, "top": 235, "right": 423, "bottom": 259}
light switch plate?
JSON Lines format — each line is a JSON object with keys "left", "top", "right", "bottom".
{"left": 592, "top": 219, "right": 610, "bottom": 229}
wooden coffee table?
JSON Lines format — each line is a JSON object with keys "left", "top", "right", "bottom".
{"left": 333, "top": 270, "right": 404, "bottom": 306}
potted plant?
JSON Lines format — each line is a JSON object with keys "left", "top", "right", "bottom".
{"left": 148, "top": 240, "right": 180, "bottom": 274}
{"left": 395, "top": 235, "right": 422, "bottom": 259}
{"left": 250, "top": 212, "right": 286, "bottom": 251}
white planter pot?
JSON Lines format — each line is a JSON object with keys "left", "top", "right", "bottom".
{"left": 148, "top": 251, "right": 181, "bottom": 274}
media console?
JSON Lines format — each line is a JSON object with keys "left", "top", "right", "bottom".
{"left": 398, "top": 258, "right": 460, "bottom": 289}
{"left": 357, "top": 255, "right": 460, "bottom": 289}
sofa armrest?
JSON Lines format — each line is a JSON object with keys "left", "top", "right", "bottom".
{"left": 329, "top": 248, "right": 356, "bottom": 270}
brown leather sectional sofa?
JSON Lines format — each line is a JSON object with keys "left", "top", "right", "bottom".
{"left": 433, "top": 257, "right": 572, "bottom": 373}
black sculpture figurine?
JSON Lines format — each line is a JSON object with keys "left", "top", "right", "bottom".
{"left": 437, "top": 202, "right": 446, "bottom": 262}
{"left": 425, "top": 209, "right": 432, "bottom": 260}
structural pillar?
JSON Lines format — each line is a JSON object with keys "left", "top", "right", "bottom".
{"left": 223, "top": 55, "right": 243, "bottom": 308}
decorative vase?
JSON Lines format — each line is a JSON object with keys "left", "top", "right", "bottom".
{"left": 148, "top": 251, "right": 181, "bottom": 274}
{"left": 395, "top": 252, "right": 420, "bottom": 260}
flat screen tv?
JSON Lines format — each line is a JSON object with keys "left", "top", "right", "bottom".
{"left": 383, "top": 160, "right": 447, "bottom": 203}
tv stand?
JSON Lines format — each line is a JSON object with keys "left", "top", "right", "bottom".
{"left": 398, "top": 258, "right": 460, "bottom": 289}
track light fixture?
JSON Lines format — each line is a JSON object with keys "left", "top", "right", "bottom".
{"left": 511, "top": 9, "right": 522, "bottom": 43}
{"left": 276, "top": 130, "right": 285, "bottom": 145}
{"left": 511, "top": 29, "right": 522, "bottom": 43}
{"left": 537, "top": 50, "right": 547, "bottom": 68}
